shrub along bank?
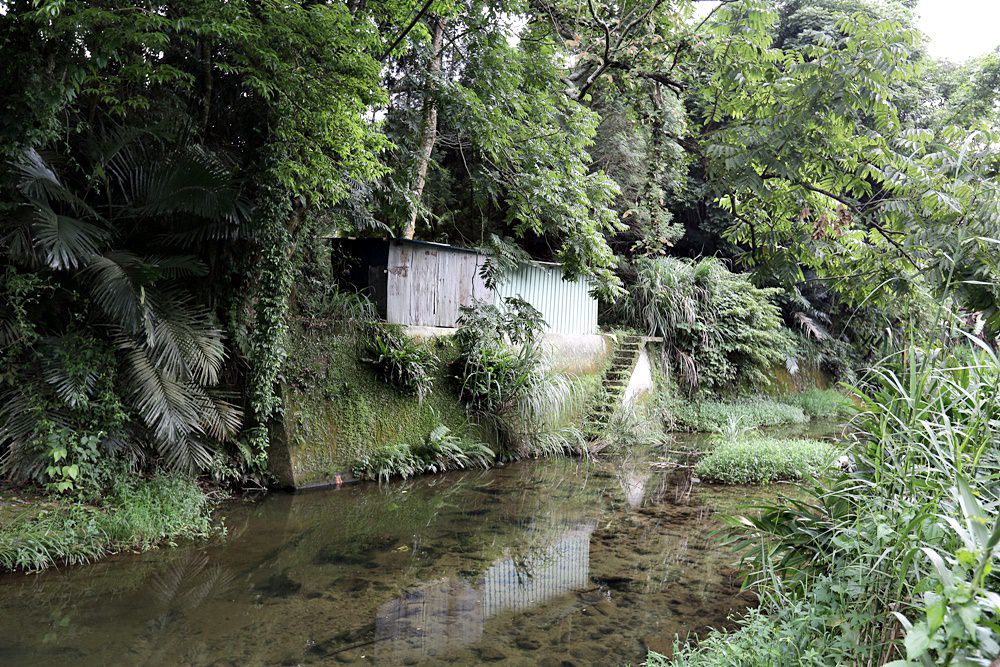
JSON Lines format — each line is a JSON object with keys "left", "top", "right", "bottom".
{"left": 654, "top": 347, "right": 1000, "bottom": 666}
{"left": 0, "top": 467, "right": 217, "bottom": 572}
{"left": 658, "top": 388, "right": 853, "bottom": 433}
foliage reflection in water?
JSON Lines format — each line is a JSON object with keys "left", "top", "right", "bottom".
{"left": 0, "top": 436, "right": 778, "bottom": 666}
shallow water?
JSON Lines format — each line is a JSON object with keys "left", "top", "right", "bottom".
{"left": 0, "top": 434, "right": 802, "bottom": 667}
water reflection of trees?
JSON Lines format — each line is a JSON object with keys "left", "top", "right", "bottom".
{"left": 0, "top": 448, "right": 738, "bottom": 666}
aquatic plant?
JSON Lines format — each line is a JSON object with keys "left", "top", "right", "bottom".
{"left": 695, "top": 437, "right": 839, "bottom": 485}
{"left": 590, "top": 402, "right": 668, "bottom": 456}
{"left": 660, "top": 396, "right": 808, "bottom": 433}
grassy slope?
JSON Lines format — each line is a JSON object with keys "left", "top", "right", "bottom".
{"left": 0, "top": 470, "right": 217, "bottom": 573}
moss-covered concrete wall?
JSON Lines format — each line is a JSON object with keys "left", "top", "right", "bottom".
{"left": 268, "top": 327, "right": 475, "bottom": 488}
{"left": 268, "top": 325, "right": 614, "bottom": 488}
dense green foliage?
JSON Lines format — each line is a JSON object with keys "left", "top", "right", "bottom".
{"left": 696, "top": 437, "right": 839, "bottom": 485}
{"left": 452, "top": 298, "right": 586, "bottom": 459}
{"left": 2, "top": 12, "right": 999, "bottom": 659}
{"left": 3, "top": 0, "right": 997, "bottom": 482}
{"left": 665, "top": 346, "right": 1000, "bottom": 665}
{"left": 361, "top": 323, "right": 437, "bottom": 402}
{"left": 0, "top": 467, "right": 216, "bottom": 572}
{"left": 624, "top": 257, "right": 789, "bottom": 394}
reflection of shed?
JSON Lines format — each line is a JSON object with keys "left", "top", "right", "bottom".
{"left": 332, "top": 238, "right": 597, "bottom": 335}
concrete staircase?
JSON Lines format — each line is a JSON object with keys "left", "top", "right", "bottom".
{"left": 585, "top": 335, "right": 646, "bottom": 434}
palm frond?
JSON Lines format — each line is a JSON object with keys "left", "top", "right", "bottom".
{"left": 108, "top": 144, "right": 245, "bottom": 222}
{"left": 119, "top": 340, "right": 203, "bottom": 445}
{"left": 41, "top": 354, "right": 98, "bottom": 409}
{"left": 15, "top": 149, "right": 97, "bottom": 219}
{"left": 147, "top": 290, "right": 226, "bottom": 385}
{"left": 31, "top": 210, "right": 107, "bottom": 270}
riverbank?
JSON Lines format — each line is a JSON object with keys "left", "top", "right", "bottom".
{"left": 0, "top": 387, "right": 852, "bottom": 574}
{"left": 0, "top": 470, "right": 220, "bottom": 572}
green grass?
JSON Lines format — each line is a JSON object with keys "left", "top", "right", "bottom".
{"left": 695, "top": 437, "right": 840, "bottom": 485}
{"left": 779, "top": 388, "right": 855, "bottom": 419}
{"left": 662, "top": 397, "right": 809, "bottom": 432}
{"left": 0, "top": 470, "right": 217, "bottom": 572}
{"left": 660, "top": 389, "right": 853, "bottom": 433}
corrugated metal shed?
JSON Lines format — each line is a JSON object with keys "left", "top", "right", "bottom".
{"left": 495, "top": 261, "right": 597, "bottom": 336}
{"left": 331, "top": 239, "right": 597, "bottom": 335}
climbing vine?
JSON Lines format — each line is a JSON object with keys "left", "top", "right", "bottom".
{"left": 245, "top": 180, "right": 294, "bottom": 465}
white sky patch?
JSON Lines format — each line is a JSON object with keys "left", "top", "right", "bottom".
{"left": 916, "top": 0, "right": 1000, "bottom": 62}
{"left": 694, "top": 0, "right": 999, "bottom": 62}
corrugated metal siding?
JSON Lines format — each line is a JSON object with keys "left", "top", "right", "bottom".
{"left": 495, "top": 262, "right": 597, "bottom": 335}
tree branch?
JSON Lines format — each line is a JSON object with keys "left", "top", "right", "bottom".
{"left": 379, "top": 0, "right": 435, "bottom": 62}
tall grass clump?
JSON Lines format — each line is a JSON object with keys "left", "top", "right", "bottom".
{"left": 622, "top": 257, "right": 789, "bottom": 394}
{"left": 453, "top": 298, "right": 585, "bottom": 459}
{"left": 0, "top": 466, "right": 217, "bottom": 572}
{"left": 664, "top": 344, "right": 1000, "bottom": 666}
{"left": 696, "top": 437, "right": 839, "bottom": 485}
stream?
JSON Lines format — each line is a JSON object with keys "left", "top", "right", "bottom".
{"left": 0, "top": 432, "right": 817, "bottom": 666}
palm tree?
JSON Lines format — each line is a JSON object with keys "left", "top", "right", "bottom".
{"left": 1, "top": 134, "right": 250, "bottom": 477}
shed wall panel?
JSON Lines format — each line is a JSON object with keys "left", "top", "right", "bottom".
{"left": 385, "top": 243, "right": 413, "bottom": 325}
{"left": 495, "top": 263, "right": 597, "bottom": 335}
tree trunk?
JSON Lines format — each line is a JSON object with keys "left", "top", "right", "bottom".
{"left": 402, "top": 17, "right": 445, "bottom": 240}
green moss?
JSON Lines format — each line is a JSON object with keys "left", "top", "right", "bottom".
{"left": 271, "top": 326, "right": 479, "bottom": 486}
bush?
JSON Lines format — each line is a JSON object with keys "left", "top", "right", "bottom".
{"left": 352, "top": 425, "right": 495, "bottom": 483}
{"left": 780, "top": 388, "right": 854, "bottom": 419}
{"left": 695, "top": 437, "right": 839, "bottom": 485}
{"left": 412, "top": 425, "right": 494, "bottom": 472}
{"left": 662, "top": 397, "right": 808, "bottom": 432}
{"left": 0, "top": 467, "right": 216, "bottom": 572}
{"left": 623, "top": 257, "right": 790, "bottom": 394}
{"left": 654, "top": 598, "right": 876, "bottom": 667}
{"left": 351, "top": 442, "right": 420, "bottom": 484}
{"left": 453, "top": 298, "right": 584, "bottom": 459}
{"left": 361, "top": 323, "right": 436, "bottom": 402}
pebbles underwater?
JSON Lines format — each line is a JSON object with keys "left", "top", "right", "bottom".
{"left": 0, "top": 434, "right": 804, "bottom": 666}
